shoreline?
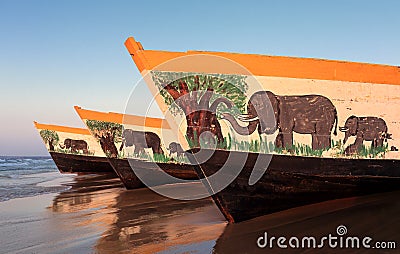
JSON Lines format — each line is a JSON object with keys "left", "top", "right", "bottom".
{"left": 2, "top": 172, "right": 398, "bottom": 253}
{"left": 0, "top": 173, "right": 227, "bottom": 254}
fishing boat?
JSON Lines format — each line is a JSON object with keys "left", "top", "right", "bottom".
{"left": 33, "top": 122, "right": 115, "bottom": 174}
{"left": 74, "top": 106, "right": 198, "bottom": 189}
{"left": 124, "top": 36, "right": 400, "bottom": 222}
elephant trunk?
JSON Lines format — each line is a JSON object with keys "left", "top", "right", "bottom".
{"left": 221, "top": 113, "right": 258, "bottom": 135}
{"left": 339, "top": 126, "right": 350, "bottom": 144}
{"left": 333, "top": 109, "right": 338, "bottom": 136}
{"left": 343, "top": 132, "right": 350, "bottom": 145}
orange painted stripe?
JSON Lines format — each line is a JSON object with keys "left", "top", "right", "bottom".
{"left": 125, "top": 37, "right": 400, "bottom": 85}
{"left": 33, "top": 121, "right": 90, "bottom": 135}
{"left": 74, "top": 106, "right": 171, "bottom": 129}
{"left": 74, "top": 106, "right": 123, "bottom": 123}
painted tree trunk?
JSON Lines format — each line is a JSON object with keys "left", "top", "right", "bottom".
{"left": 163, "top": 80, "right": 228, "bottom": 149}
{"left": 186, "top": 110, "right": 224, "bottom": 147}
{"left": 48, "top": 140, "right": 55, "bottom": 151}
{"left": 99, "top": 135, "right": 118, "bottom": 158}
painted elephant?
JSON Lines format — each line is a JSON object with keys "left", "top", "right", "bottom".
{"left": 119, "top": 129, "right": 164, "bottom": 155}
{"left": 60, "top": 139, "right": 89, "bottom": 154}
{"left": 168, "top": 142, "right": 185, "bottom": 157}
{"left": 339, "top": 116, "right": 391, "bottom": 154}
{"left": 222, "top": 91, "right": 338, "bottom": 150}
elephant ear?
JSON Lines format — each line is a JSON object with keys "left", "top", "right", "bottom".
{"left": 252, "top": 91, "right": 279, "bottom": 134}
{"left": 348, "top": 115, "right": 358, "bottom": 135}
{"left": 267, "top": 92, "right": 280, "bottom": 125}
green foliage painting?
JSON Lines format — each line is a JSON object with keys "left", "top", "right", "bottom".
{"left": 86, "top": 120, "right": 123, "bottom": 158}
{"left": 151, "top": 71, "right": 249, "bottom": 148}
{"left": 39, "top": 129, "right": 59, "bottom": 151}
{"left": 151, "top": 71, "right": 248, "bottom": 116}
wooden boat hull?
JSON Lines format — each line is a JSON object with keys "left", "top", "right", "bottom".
{"left": 50, "top": 152, "right": 115, "bottom": 174}
{"left": 74, "top": 106, "right": 198, "bottom": 190}
{"left": 107, "top": 158, "right": 198, "bottom": 189}
{"left": 188, "top": 149, "right": 400, "bottom": 223}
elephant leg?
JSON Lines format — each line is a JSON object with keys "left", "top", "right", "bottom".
{"left": 348, "top": 135, "right": 364, "bottom": 153}
{"left": 281, "top": 131, "right": 293, "bottom": 149}
{"left": 134, "top": 145, "right": 141, "bottom": 155}
{"left": 345, "top": 144, "right": 359, "bottom": 155}
{"left": 354, "top": 134, "right": 364, "bottom": 148}
{"left": 152, "top": 145, "right": 163, "bottom": 155}
{"left": 324, "top": 136, "right": 332, "bottom": 149}
{"left": 313, "top": 134, "right": 331, "bottom": 150}
{"left": 311, "top": 133, "right": 319, "bottom": 150}
{"left": 315, "top": 121, "right": 332, "bottom": 149}
{"left": 138, "top": 147, "right": 145, "bottom": 154}
{"left": 275, "top": 132, "right": 284, "bottom": 148}
{"left": 375, "top": 138, "right": 384, "bottom": 147}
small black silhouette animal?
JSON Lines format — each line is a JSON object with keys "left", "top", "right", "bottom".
{"left": 119, "top": 129, "right": 164, "bottom": 155}
{"left": 60, "top": 139, "right": 89, "bottom": 154}
{"left": 168, "top": 142, "right": 185, "bottom": 157}
{"left": 339, "top": 116, "right": 391, "bottom": 155}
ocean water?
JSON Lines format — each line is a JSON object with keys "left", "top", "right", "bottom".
{"left": 0, "top": 156, "right": 72, "bottom": 202}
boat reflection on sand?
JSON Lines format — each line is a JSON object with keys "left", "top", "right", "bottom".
{"left": 51, "top": 173, "right": 122, "bottom": 213}
{"left": 50, "top": 174, "right": 226, "bottom": 253}
{"left": 214, "top": 190, "right": 400, "bottom": 254}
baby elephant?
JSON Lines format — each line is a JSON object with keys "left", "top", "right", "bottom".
{"left": 168, "top": 142, "right": 185, "bottom": 157}
{"left": 339, "top": 115, "right": 391, "bottom": 154}
{"left": 60, "top": 138, "right": 89, "bottom": 154}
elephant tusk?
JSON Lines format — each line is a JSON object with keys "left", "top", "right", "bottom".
{"left": 237, "top": 114, "right": 256, "bottom": 120}
{"left": 238, "top": 116, "right": 259, "bottom": 122}
{"left": 237, "top": 114, "right": 253, "bottom": 118}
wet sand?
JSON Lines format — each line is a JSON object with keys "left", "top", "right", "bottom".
{"left": 0, "top": 173, "right": 399, "bottom": 253}
{"left": 0, "top": 173, "right": 226, "bottom": 254}
{"left": 215, "top": 190, "right": 400, "bottom": 253}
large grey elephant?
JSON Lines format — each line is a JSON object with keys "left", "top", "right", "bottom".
{"left": 222, "top": 91, "right": 338, "bottom": 150}
{"left": 339, "top": 115, "right": 391, "bottom": 154}
{"left": 119, "top": 129, "right": 164, "bottom": 155}
{"left": 60, "top": 138, "right": 89, "bottom": 154}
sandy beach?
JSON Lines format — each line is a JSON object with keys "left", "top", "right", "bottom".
{"left": 0, "top": 170, "right": 399, "bottom": 253}
{"left": 215, "top": 190, "right": 400, "bottom": 253}
{"left": 0, "top": 173, "right": 227, "bottom": 254}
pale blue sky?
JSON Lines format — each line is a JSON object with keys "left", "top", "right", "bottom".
{"left": 0, "top": 0, "right": 399, "bottom": 155}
